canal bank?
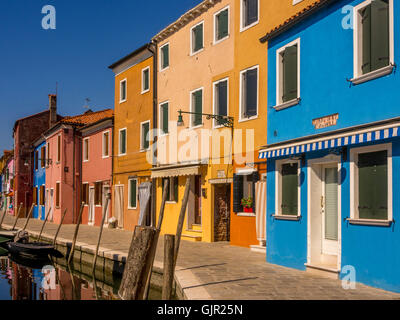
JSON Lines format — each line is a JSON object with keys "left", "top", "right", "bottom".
{"left": 2, "top": 215, "right": 400, "bottom": 300}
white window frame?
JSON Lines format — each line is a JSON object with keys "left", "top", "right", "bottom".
{"left": 212, "top": 77, "right": 229, "bottom": 128}
{"left": 128, "top": 178, "right": 138, "bottom": 210}
{"left": 159, "top": 42, "right": 170, "bottom": 71}
{"left": 213, "top": 6, "right": 230, "bottom": 45}
{"left": 190, "top": 21, "right": 204, "bottom": 56}
{"left": 292, "top": 0, "right": 304, "bottom": 5}
{"left": 164, "top": 177, "right": 178, "bottom": 204}
{"left": 275, "top": 38, "right": 301, "bottom": 108}
{"left": 350, "top": 143, "right": 392, "bottom": 222}
{"left": 352, "top": 0, "right": 394, "bottom": 81}
{"left": 140, "top": 120, "right": 151, "bottom": 152}
{"left": 189, "top": 87, "right": 204, "bottom": 129}
{"left": 239, "top": 65, "right": 259, "bottom": 122}
{"left": 275, "top": 159, "right": 301, "bottom": 217}
{"left": 118, "top": 128, "right": 127, "bottom": 156}
{"left": 240, "top": 0, "right": 260, "bottom": 32}
{"left": 120, "top": 79, "right": 127, "bottom": 103}
{"left": 159, "top": 101, "right": 169, "bottom": 136}
{"left": 83, "top": 137, "right": 89, "bottom": 162}
{"left": 102, "top": 130, "right": 110, "bottom": 158}
{"left": 141, "top": 67, "right": 150, "bottom": 94}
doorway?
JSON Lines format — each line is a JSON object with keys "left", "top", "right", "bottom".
{"left": 114, "top": 185, "right": 124, "bottom": 228}
{"left": 88, "top": 187, "right": 95, "bottom": 225}
{"left": 214, "top": 184, "right": 231, "bottom": 242}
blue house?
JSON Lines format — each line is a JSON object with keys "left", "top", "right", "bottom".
{"left": 259, "top": 0, "right": 399, "bottom": 292}
{"left": 33, "top": 139, "right": 46, "bottom": 220}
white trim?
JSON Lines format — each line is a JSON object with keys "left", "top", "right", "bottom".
{"left": 353, "top": 0, "right": 394, "bottom": 79}
{"left": 119, "top": 78, "right": 127, "bottom": 103}
{"left": 127, "top": 178, "right": 138, "bottom": 210}
{"left": 190, "top": 87, "right": 204, "bottom": 129}
{"left": 292, "top": 0, "right": 304, "bottom": 5}
{"left": 141, "top": 66, "right": 150, "bottom": 94}
{"left": 275, "top": 38, "right": 301, "bottom": 107}
{"left": 83, "top": 137, "right": 90, "bottom": 162}
{"left": 350, "top": 143, "right": 392, "bottom": 222}
{"left": 212, "top": 77, "right": 229, "bottom": 129}
{"left": 140, "top": 120, "right": 151, "bottom": 152}
{"left": 118, "top": 128, "right": 127, "bottom": 156}
{"left": 159, "top": 101, "right": 170, "bottom": 136}
{"left": 240, "top": 0, "right": 260, "bottom": 32}
{"left": 239, "top": 65, "right": 259, "bottom": 122}
{"left": 159, "top": 42, "right": 170, "bottom": 71}
{"left": 190, "top": 20, "right": 204, "bottom": 56}
{"left": 213, "top": 5, "right": 230, "bottom": 45}
{"left": 102, "top": 130, "right": 110, "bottom": 158}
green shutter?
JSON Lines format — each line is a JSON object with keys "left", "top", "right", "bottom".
{"left": 358, "top": 151, "right": 388, "bottom": 220}
{"left": 130, "top": 179, "right": 137, "bottom": 208}
{"left": 371, "top": 0, "right": 390, "bottom": 72}
{"left": 217, "top": 80, "right": 228, "bottom": 119}
{"left": 245, "top": 69, "right": 257, "bottom": 117}
{"left": 281, "top": 163, "right": 298, "bottom": 215}
{"left": 233, "top": 174, "right": 244, "bottom": 212}
{"left": 362, "top": 5, "right": 372, "bottom": 74}
{"left": 143, "top": 69, "right": 149, "bottom": 91}
{"left": 162, "top": 45, "right": 169, "bottom": 69}
{"left": 162, "top": 103, "right": 169, "bottom": 134}
{"left": 217, "top": 9, "right": 229, "bottom": 40}
{"left": 142, "top": 122, "right": 150, "bottom": 150}
{"left": 282, "top": 45, "right": 298, "bottom": 103}
{"left": 120, "top": 130, "right": 126, "bottom": 154}
{"left": 193, "top": 90, "right": 202, "bottom": 126}
{"left": 194, "top": 24, "right": 203, "bottom": 52}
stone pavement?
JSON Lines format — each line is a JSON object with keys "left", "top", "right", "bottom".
{"left": 2, "top": 214, "right": 400, "bottom": 300}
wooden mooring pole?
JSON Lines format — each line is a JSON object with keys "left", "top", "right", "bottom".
{"left": 92, "top": 193, "right": 110, "bottom": 274}
{"left": 38, "top": 206, "right": 52, "bottom": 242}
{"left": 22, "top": 204, "right": 35, "bottom": 231}
{"left": 11, "top": 203, "right": 23, "bottom": 230}
{"left": 162, "top": 234, "right": 175, "bottom": 300}
{"left": 52, "top": 208, "right": 68, "bottom": 246}
{"left": 67, "top": 202, "right": 84, "bottom": 265}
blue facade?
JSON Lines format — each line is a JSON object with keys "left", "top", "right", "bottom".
{"left": 263, "top": 0, "right": 400, "bottom": 292}
{"left": 33, "top": 141, "right": 46, "bottom": 220}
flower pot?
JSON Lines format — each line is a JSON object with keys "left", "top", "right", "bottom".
{"left": 244, "top": 207, "right": 253, "bottom": 213}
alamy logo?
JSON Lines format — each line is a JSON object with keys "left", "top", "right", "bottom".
{"left": 42, "top": 5, "right": 56, "bottom": 30}
{"left": 341, "top": 265, "right": 356, "bottom": 290}
{"left": 41, "top": 265, "right": 56, "bottom": 290}
{"left": 341, "top": 5, "right": 354, "bottom": 30}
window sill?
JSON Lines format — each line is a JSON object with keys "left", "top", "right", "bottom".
{"left": 273, "top": 98, "right": 301, "bottom": 111}
{"left": 238, "top": 115, "right": 258, "bottom": 123}
{"left": 190, "top": 48, "right": 204, "bottom": 57}
{"left": 350, "top": 65, "right": 394, "bottom": 85}
{"left": 119, "top": 100, "right": 127, "bottom": 104}
{"left": 141, "top": 89, "right": 150, "bottom": 95}
{"left": 213, "top": 35, "right": 229, "bottom": 46}
{"left": 166, "top": 201, "right": 177, "bottom": 204}
{"left": 160, "top": 66, "right": 170, "bottom": 72}
{"left": 237, "top": 212, "right": 256, "bottom": 217}
{"left": 240, "top": 20, "right": 259, "bottom": 33}
{"left": 346, "top": 218, "right": 392, "bottom": 227}
{"left": 273, "top": 214, "right": 301, "bottom": 221}
{"left": 128, "top": 207, "right": 137, "bottom": 210}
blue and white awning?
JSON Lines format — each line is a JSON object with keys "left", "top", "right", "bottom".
{"left": 259, "top": 125, "right": 399, "bottom": 160}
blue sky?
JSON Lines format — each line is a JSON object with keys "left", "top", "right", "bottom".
{"left": 0, "top": 0, "right": 202, "bottom": 151}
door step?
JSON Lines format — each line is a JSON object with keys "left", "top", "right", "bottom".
{"left": 191, "top": 224, "right": 202, "bottom": 232}
{"left": 250, "top": 245, "right": 266, "bottom": 254}
{"left": 181, "top": 234, "right": 202, "bottom": 242}
{"left": 305, "top": 263, "right": 340, "bottom": 279}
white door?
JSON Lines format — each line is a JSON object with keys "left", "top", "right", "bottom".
{"left": 321, "top": 165, "right": 339, "bottom": 256}
{"left": 114, "top": 186, "right": 124, "bottom": 228}
{"left": 89, "top": 187, "right": 95, "bottom": 224}
{"left": 102, "top": 185, "right": 111, "bottom": 223}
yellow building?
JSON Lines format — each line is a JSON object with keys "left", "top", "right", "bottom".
{"left": 109, "top": 44, "right": 155, "bottom": 231}
{"left": 151, "top": 0, "right": 236, "bottom": 242}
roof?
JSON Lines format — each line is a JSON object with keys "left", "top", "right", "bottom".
{"left": 259, "top": 0, "right": 335, "bottom": 43}
{"left": 60, "top": 109, "right": 114, "bottom": 126}
{"left": 108, "top": 44, "right": 152, "bottom": 69}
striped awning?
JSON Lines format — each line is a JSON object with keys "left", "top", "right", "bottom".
{"left": 259, "top": 125, "right": 399, "bottom": 160}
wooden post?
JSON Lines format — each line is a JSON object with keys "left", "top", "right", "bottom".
{"left": 118, "top": 226, "right": 158, "bottom": 300}
{"left": 92, "top": 193, "right": 110, "bottom": 274}
{"left": 11, "top": 203, "right": 23, "bottom": 230}
{"left": 162, "top": 234, "right": 175, "bottom": 300}
{"left": 67, "top": 202, "right": 84, "bottom": 265}
{"left": 37, "top": 206, "right": 52, "bottom": 242}
{"left": 52, "top": 208, "right": 68, "bottom": 246}
{"left": 22, "top": 204, "right": 35, "bottom": 231}
{"left": 174, "top": 177, "right": 191, "bottom": 269}
{"left": 157, "top": 179, "right": 170, "bottom": 230}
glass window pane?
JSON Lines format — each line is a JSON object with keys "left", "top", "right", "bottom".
{"left": 281, "top": 163, "right": 298, "bottom": 215}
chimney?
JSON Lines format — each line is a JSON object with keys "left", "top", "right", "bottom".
{"left": 49, "top": 94, "right": 57, "bottom": 128}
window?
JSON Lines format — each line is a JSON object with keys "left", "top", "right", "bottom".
{"left": 162, "top": 177, "right": 178, "bottom": 202}
{"left": 214, "top": 7, "right": 229, "bottom": 43}
{"left": 141, "top": 121, "right": 150, "bottom": 151}
{"left": 83, "top": 138, "right": 89, "bottom": 162}
{"left": 276, "top": 160, "right": 300, "bottom": 216}
{"left": 354, "top": 0, "right": 393, "bottom": 79}
{"left": 119, "top": 128, "right": 127, "bottom": 156}
{"left": 240, "top": 66, "right": 258, "bottom": 120}
{"left": 160, "top": 102, "right": 169, "bottom": 135}
{"left": 35, "top": 151, "right": 39, "bottom": 171}
{"left": 95, "top": 182, "right": 103, "bottom": 206}
{"left": 191, "top": 22, "right": 204, "bottom": 54}
{"left": 56, "top": 182, "right": 60, "bottom": 208}
{"left": 120, "top": 79, "right": 127, "bottom": 103}
{"left": 276, "top": 39, "right": 300, "bottom": 107}
{"left": 351, "top": 144, "right": 392, "bottom": 221}
{"left": 142, "top": 67, "right": 150, "bottom": 94}
{"left": 103, "top": 131, "right": 110, "bottom": 158}
{"left": 39, "top": 185, "right": 45, "bottom": 206}
{"left": 213, "top": 78, "right": 228, "bottom": 127}
{"left": 128, "top": 178, "right": 137, "bottom": 209}
{"left": 160, "top": 43, "right": 170, "bottom": 70}
{"left": 33, "top": 187, "right": 38, "bottom": 206}
{"left": 190, "top": 88, "right": 203, "bottom": 127}
{"left": 233, "top": 172, "right": 260, "bottom": 213}
{"left": 81, "top": 183, "right": 89, "bottom": 205}
{"left": 41, "top": 146, "right": 46, "bottom": 168}
{"left": 57, "top": 135, "right": 61, "bottom": 163}
{"left": 46, "top": 142, "right": 50, "bottom": 167}
{"left": 241, "top": 0, "right": 259, "bottom": 31}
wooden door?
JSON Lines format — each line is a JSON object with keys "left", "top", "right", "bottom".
{"left": 214, "top": 184, "right": 231, "bottom": 242}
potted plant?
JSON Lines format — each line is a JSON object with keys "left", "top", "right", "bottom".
{"left": 241, "top": 197, "right": 253, "bottom": 213}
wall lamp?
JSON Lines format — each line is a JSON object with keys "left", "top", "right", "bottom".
{"left": 177, "top": 109, "right": 234, "bottom": 128}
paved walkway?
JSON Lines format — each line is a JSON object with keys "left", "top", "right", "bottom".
{"left": 2, "top": 214, "right": 400, "bottom": 300}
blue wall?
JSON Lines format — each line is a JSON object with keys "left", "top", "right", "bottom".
{"left": 33, "top": 142, "right": 46, "bottom": 220}
{"left": 267, "top": 0, "right": 399, "bottom": 145}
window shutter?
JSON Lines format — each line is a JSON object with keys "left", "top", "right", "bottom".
{"left": 245, "top": 69, "right": 257, "bottom": 117}
{"left": 281, "top": 163, "right": 298, "bottom": 215}
{"left": 251, "top": 171, "right": 260, "bottom": 212}
{"left": 194, "top": 91, "right": 203, "bottom": 126}
{"left": 194, "top": 25, "right": 203, "bottom": 51}
{"left": 371, "top": 0, "right": 390, "bottom": 72}
{"left": 283, "top": 45, "right": 298, "bottom": 103}
{"left": 217, "top": 81, "right": 228, "bottom": 120}
{"left": 130, "top": 180, "right": 137, "bottom": 208}
{"left": 174, "top": 177, "right": 178, "bottom": 202}
{"left": 218, "top": 10, "right": 229, "bottom": 39}
{"left": 162, "top": 104, "right": 169, "bottom": 134}
{"left": 233, "top": 174, "right": 244, "bottom": 213}
{"left": 245, "top": 0, "right": 258, "bottom": 26}
{"left": 120, "top": 130, "right": 126, "bottom": 154}
{"left": 142, "top": 123, "right": 150, "bottom": 149}
{"left": 361, "top": 5, "right": 372, "bottom": 74}
{"left": 144, "top": 70, "right": 149, "bottom": 90}
{"left": 162, "top": 45, "right": 169, "bottom": 68}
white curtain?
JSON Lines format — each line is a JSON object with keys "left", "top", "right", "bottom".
{"left": 255, "top": 181, "right": 267, "bottom": 243}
